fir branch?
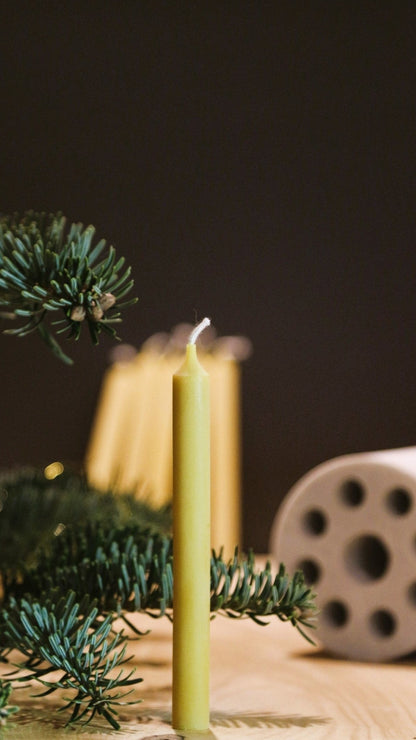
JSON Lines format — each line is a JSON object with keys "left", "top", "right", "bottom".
{"left": 0, "top": 211, "right": 137, "bottom": 363}
{"left": 2, "top": 523, "right": 317, "bottom": 635}
{"left": 210, "top": 551, "right": 317, "bottom": 638}
{"left": 0, "top": 592, "right": 141, "bottom": 730}
{"left": 0, "top": 523, "right": 317, "bottom": 730}
{"left": 2, "top": 525, "right": 175, "bottom": 618}
{"left": 0, "top": 680, "right": 19, "bottom": 724}
{"left": 0, "top": 466, "right": 171, "bottom": 570}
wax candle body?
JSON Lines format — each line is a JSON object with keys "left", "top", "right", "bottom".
{"left": 203, "top": 352, "right": 242, "bottom": 556}
{"left": 172, "top": 342, "right": 211, "bottom": 732}
{"left": 85, "top": 360, "right": 138, "bottom": 490}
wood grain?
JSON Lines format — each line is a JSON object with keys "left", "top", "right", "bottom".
{"left": 2, "top": 583, "right": 416, "bottom": 738}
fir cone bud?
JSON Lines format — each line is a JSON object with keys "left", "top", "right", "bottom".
{"left": 70, "top": 305, "right": 86, "bottom": 322}
{"left": 90, "top": 302, "right": 104, "bottom": 321}
{"left": 99, "top": 292, "right": 116, "bottom": 312}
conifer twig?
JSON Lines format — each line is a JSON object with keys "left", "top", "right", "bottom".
{"left": 0, "top": 466, "right": 171, "bottom": 570}
{"left": 0, "top": 522, "right": 317, "bottom": 730}
{"left": 2, "top": 523, "right": 317, "bottom": 633}
{"left": 0, "top": 592, "right": 141, "bottom": 730}
{"left": 0, "top": 680, "right": 19, "bottom": 724}
{"left": 0, "top": 211, "right": 137, "bottom": 363}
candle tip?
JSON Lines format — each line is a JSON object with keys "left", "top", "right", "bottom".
{"left": 188, "top": 317, "right": 211, "bottom": 345}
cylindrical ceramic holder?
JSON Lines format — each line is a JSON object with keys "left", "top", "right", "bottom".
{"left": 270, "top": 446, "right": 416, "bottom": 661}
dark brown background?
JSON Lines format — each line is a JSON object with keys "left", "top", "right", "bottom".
{"left": 2, "top": 2, "right": 416, "bottom": 551}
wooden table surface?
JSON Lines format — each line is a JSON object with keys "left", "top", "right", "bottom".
{"left": 2, "top": 577, "right": 416, "bottom": 739}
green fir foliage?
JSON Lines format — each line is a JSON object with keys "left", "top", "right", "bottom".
{"left": 0, "top": 466, "right": 171, "bottom": 570}
{"left": 0, "top": 680, "right": 19, "bottom": 724}
{"left": 0, "top": 211, "right": 137, "bottom": 364}
{"left": 0, "top": 495, "right": 317, "bottom": 729}
{"left": 1, "top": 522, "right": 317, "bottom": 632}
{"left": 0, "top": 592, "right": 141, "bottom": 729}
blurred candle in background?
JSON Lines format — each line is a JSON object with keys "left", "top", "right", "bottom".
{"left": 85, "top": 325, "right": 251, "bottom": 555}
{"left": 85, "top": 350, "right": 137, "bottom": 491}
{"left": 205, "top": 336, "right": 251, "bottom": 556}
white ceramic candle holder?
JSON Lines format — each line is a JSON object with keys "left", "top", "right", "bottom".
{"left": 270, "top": 446, "right": 416, "bottom": 662}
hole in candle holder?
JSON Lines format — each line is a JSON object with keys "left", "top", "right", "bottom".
{"left": 296, "top": 558, "right": 321, "bottom": 585}
{"left": 344, "top": 534, "right": 390, "bottom": 582}
{"left": 322, "top": 600, "right": 349, "bottom": 628}
{"left": 386, "top": 487, "right": 412, "bottom": 516}
{"left": 407, "top": 582, "right": 416, "bottom": 606}
{"left": 369, "top": 609, "right": 396, "bottom": 638}
{"left": 302, "top": 508, "right": 328, "bottom": 536}
{"left": 339, "top": 479, "right": 365, "bottom": 507}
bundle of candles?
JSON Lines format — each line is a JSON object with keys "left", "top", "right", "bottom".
{"left": 85, "top": 322, "right": 251, "bottom": 557}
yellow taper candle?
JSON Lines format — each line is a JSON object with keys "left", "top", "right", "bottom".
{"left": 172, "top": 317, "right": 211, "bottom": 732}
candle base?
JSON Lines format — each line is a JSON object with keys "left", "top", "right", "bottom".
{"left": 172, "top": 703, "right": 210, "bottom": 734}
{"left": 171, "top": 723, "right": 211, "bottom": 736}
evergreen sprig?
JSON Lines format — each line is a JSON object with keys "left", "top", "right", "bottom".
{"left": 0, "top": 466, "right": 171, "bottom": 570}
{"left": 0, "top": 522, "right": 317, "bottom": 729}
{"left": 0, "top": 680, "right": 19, "bottom": 723}
{"left": 0, "top": 211, "right": 137, "bottom": 364}
{"left": 2, "top": 523, "right": 317, "bottom": 632}
{"left": 0, "top": 592, "right": 141, "bottom": 729}
{"left": 210, "top": 551, "right": 317, "bottom": 638}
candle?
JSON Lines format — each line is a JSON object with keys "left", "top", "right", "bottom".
{"left": 85, "top": 358, "right": 138, "bottom": 490}
{"left": 116, "top": 344, "right": 164, "bottom": 496}
{"left": 172, "top": 317, "right": 211, "bottom": 732}
{"left": 204, "top": 349, "right": 242, "bottom": 557}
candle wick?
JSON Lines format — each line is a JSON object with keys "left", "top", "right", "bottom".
{"left": 188, "top": 317, "right": 211, "bottom": 345}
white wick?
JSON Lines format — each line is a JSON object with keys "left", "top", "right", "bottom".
{"left": 188, "top": 317, "right": 211, "bottom": 345}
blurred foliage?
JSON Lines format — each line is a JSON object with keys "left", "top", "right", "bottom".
{"left": 0, "top": 465, "right": 171, "bottom": 570}
{"left": 0, "top": 466, "right": 317, "bottom": 730}
{"left": 0, "top": 680, "right": 19, "bottom": 723}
